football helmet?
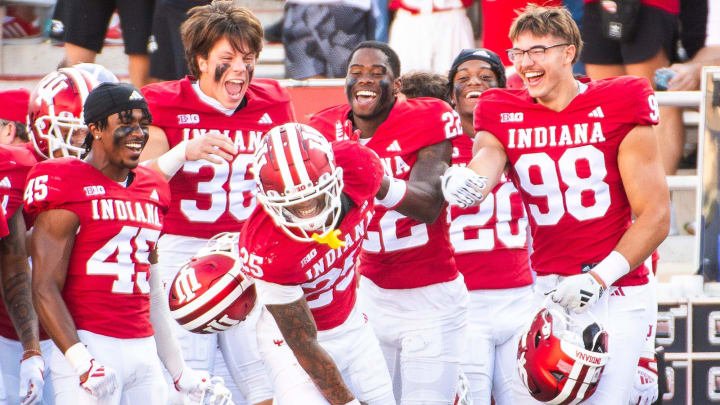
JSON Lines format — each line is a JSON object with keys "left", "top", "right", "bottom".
{"left": 169, "top": 233, "right": 257, "bottom": 334}
{"left": 517, "top": 307, "right": 609, "bottom": 404}
{"left": 28, "top": 66, "right": 100, "bottom": 159}
{"left": 253, "top": 122, "right": 344, "bottom": 242}
{"left": 73, "top": 63, "right": 120, "bottom": 85}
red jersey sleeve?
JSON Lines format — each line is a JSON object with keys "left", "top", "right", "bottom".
{"left": 332, "top": 140, "right": 384, "bottom": 206}
{"left": 23, "top": 159, "right": 74, "bottom": 215}
{"left": 624, "top": 76, "right": 659, "bottom": 126}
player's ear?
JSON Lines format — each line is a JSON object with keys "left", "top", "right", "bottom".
{"left": 197, "top": 55, "right": 208, "bottom": 75}
{"left": 565, "top": 44, "right": 576, "bottom": 65}
{"left": 393, "top": 77, "right": 402, "bottom": 96}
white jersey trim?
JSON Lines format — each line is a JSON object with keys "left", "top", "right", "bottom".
{"left": 191, "top": 81, "right": 237, "bottom": 116}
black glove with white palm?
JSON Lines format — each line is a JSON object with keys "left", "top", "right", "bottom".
{"left": 441, "top": 166, "right": 488, "bottom": 208}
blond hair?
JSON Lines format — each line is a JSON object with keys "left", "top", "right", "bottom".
{"left": 509, "top": 4, "right": 583, "bottom": 63}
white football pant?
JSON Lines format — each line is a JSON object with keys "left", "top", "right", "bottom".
{"left": 463, "top": 285, "right": 534, "bottom": 405}
{"left": 359, "top": 275, "right": 469, "bottom": 405}
{"left": 257, "top": 303, "right": 395, "bottom": 405}
{"left": 50, "top": 330, "right": 167, "bottom": 405}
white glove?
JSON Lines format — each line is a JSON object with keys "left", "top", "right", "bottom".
{"left": 79, "top": 359, "right": 118, "bottom": 398}
{"left": 440, "top": 166, "right": 487, "bottom": 208}
{"left": 201, "top": 376, "right": 235, "bottom": 405}
{"left": 65, "top": 342, "right": 118, "bottom": 398}
{"left": 19, "top": 355, "right": 44, "bottom": 405}
{"left": 174, "top": 367, "right": 210, "bottom": 403}
{"left": 550, "top": 273, "right": 604, "bottom": 314}
{"left": 629, "top": 355, "right": 658, "bottom": 405}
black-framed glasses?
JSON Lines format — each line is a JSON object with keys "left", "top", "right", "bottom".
{"left": 506, "top": 43, "right": 571, "bottom": 63}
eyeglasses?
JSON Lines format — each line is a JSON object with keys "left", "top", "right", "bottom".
{"left": 506, "top": 43, "right": 570, "bottom": 63}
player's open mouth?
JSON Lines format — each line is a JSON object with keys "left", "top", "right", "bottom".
{"left": 465, "top": 91, "right": 483, "bottom": 99}
{"left": 290, "top": 199, "right": 323, "bottom": 219}
{"left": 524, "top": 71, "right": 544, "bottom": 86}
{"left": 225, "top": 79, "right": 244, "bottom": 98}
{"left": 355, "top": 90, "right": 377, "bottom": 108}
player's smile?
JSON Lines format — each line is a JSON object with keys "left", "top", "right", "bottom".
{"left": 288, "top": 196, "right": 324, "bottom": 219}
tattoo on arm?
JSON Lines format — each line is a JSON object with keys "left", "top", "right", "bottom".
{"left": 266, "top": 299, "right": 354, "bottom": 404}
{"left": 0, "top": 209, "right": 39, "bottom": 350}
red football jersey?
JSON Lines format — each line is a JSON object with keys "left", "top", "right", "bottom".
{"left": 0, "top": 144, "right": 39, "bottom": 340}
{"left": 310, "top": 98, "right": 461, "bottom": 289}
{"left": 24, "top": 159, "right": 170, "bottom": 338}
{"left": 474, "top": 76, "right": 658, "bottom": 287}
{"left": 449, "top": 134, "right": 532, "bottom": 290}
{"left": 142, "top": 77, "right": 295, "bottom": 239}
{"left": 0, "top": 209, "right": 6, "bottom": 237}
{"left": 239, "top": 141, "right": 383, "bottom": 331}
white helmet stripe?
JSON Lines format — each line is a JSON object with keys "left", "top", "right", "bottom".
{"left": 547, "top": 361, "right": 584, "bottom": 405}
{"left": 269, "top": 125, "right": 295, "bottom": 189}
{"left": 286, "top": 124, "right": 311, "bottom": 185}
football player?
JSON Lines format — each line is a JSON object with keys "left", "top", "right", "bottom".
{"left": 0, "top": 144, "right": 45, "bottom": 405}
{"left": 0, "top": 89, "right": 30, "bottom": 145}
{"left": 309, "top": 41, "right": 469, "bottom": 404}
{"left": 238, "top": 123, "right": 394, "bottom": 404}
{"left": 139, "top": 2, "right": 294, "bottom": 404}
{"left": 26, "top": 83, "right": 212, "bottom": 405}
{"left": 445, "top": 48, "right": 534, "bottom": 405}
{"left": 442, "top": 5, "right": 669, "bottom": 404}
{"left": 0, "top": 64, "right": 118, "bottom": 405}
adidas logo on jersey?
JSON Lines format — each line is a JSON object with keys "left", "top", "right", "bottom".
{"left": 386, "top": 140, "right": 402, "bottom": 152}
{"left": 150, "top": 189, "right": 159, "bottom": 201}
{"left": 588, "top": 106, "right": 605, "bottom": 118}
{"left": 129, "top": 90, "right": 144, "bottom": 101}
{"left": 258, "top": 113, "right": 273, "bottom": 124}
{"left": 0, "top": 176, "right": 10, "bottom": 188}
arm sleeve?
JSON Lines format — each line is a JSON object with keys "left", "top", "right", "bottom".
{"left": 254, "top": 278, "right": 304, "bottom": 306}
{"left": 148, "top": 264, "right": 186, "bottom": 380}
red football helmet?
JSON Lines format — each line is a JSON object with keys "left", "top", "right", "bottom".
{"left": 253, "top": 122, "right": 344, "bottom": 242}
{"left": 517, "top": 307, "right": 609, "bottom": 404}
{"left": 169, "top": 233, "right": 257, "bottom": 334}
{"left": 28, "top": 66, "right": 100, "bottom": 159}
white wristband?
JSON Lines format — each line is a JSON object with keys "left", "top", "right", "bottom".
{"left": 156, "top": 140, "right": 188, "bottom": 177}
{"left": 64, "top": 342, "right": 93, "bottom": 375}
{"left": 591, "top": 251, "right": 631, "bottom": 288}
{"left": 344, "top": 399, "right": 360, "bottom": 405}
{"left": 375, "top": 178, "right": 407, "bottom": 209}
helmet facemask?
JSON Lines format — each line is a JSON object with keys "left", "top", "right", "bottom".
{"left": 257, "top": 165, "right": 344, "bottom": 242}
{"left": 33, "top": 110, "right": 88, "bottom": 158}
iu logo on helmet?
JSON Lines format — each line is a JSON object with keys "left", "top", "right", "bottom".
{"left": 173, "top": 265, "right": 202, "bottom": 304}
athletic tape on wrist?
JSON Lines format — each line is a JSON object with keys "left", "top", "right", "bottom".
{"left": 591, "top": 251, "right": 630, "bottom": 288}
{"left": 64, "top": 342, "right": 93, "bottom": 375}
{"left": 157, "top": 140, "right": 188, "bottom": 178}
{"left": 375, "top": 178, "right": 407, "bottom": 209}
